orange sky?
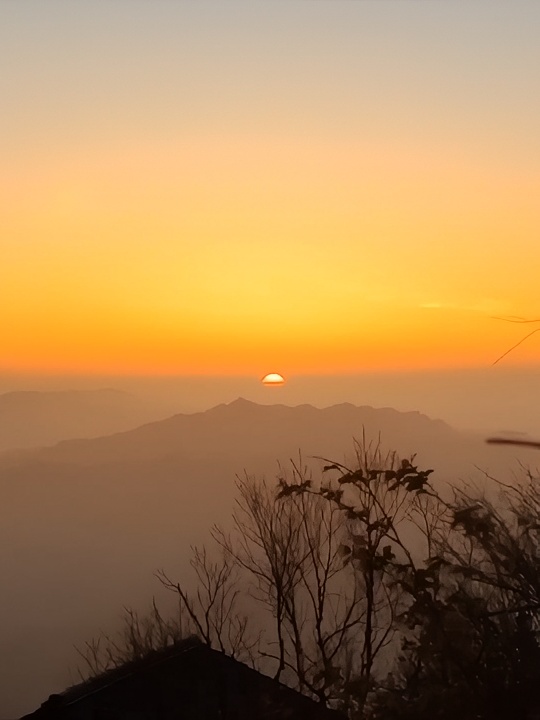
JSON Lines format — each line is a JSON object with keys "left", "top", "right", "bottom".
{"left": 2, "top": 2, "right": 540, "bottom": 375}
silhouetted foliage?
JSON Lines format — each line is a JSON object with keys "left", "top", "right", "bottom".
{"left": 81, "top": 439, "right": 540, "bottom": 719}
{"left": 375, "top": 468, "right": 540, "bottom": 720}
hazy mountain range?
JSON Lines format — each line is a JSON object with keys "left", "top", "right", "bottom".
{"left": 0, "top": 389, "right": 167, "bottom": 452}
{"left": 1, "top": 396, "right": 538, "bottom": 717}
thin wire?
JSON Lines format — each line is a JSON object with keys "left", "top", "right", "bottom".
{"left": 492, "top": 327, "right": 540, "bottom": 366}
{"left": 491, "top": 316, "right": 540, "bottom": 324}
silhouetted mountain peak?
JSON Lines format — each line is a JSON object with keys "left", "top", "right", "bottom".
{"left": 227, "top": 397, "right": 258, "bottom": 408}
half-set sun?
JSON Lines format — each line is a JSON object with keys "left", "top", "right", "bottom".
{"left": 261, "top": 373, "right": 285, "bottom": 386}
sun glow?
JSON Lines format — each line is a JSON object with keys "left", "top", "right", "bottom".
{"left": 2, "top": 3, "right": 539, "bottom": 375}
{"left": 261, "top": 373, "right": 286, "bottom": 386}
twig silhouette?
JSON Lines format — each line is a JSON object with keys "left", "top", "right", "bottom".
{"left": 491, "top": 316, "right": 540, "bottom": 366}
{"left": 486, "top": 437, "right": 540, "bottom": 449}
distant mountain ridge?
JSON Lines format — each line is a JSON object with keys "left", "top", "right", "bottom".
{"left": 9, "top": 396, "right": 455, "bottom": 466}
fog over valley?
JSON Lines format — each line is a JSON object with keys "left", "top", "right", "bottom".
{"left": 2, "top": 367, "right": 540, "bottom": 441}
{"left": 1, "top": 379, "right": 539, "bottom": 716}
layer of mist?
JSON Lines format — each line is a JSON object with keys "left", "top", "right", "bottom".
{"left": 1, "top": 367, "right": 539, "bottom": 438}
{"left": 1, "top": 394, "right": 538, "bottom": 717}
{"left": 0, "top": 389, "right": 170, "bottom": 452}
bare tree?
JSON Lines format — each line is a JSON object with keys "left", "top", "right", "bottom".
{"left": 212, "top": 467, "right": 367, "bottom": 707}
{"left": 268, "top": 439, "right": 443, "bottom": 714}
{"left": 201, "top": 438, "right": 443, "bottom": 716}
{"left": 75, "top": 599, "right": 184, "bottom": 679}
{"left": 157, "top": 545, "right": 255, "bottom": 661}
{"left": 77, "top": 547, "right": 255, "bottom": 679}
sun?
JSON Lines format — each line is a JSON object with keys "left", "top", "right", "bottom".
{"left": 261, "top": 373, "right": 286, "bottom": 386}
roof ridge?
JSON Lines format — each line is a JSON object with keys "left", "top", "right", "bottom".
{"left": 55, "top": 636, "right": 203, "bottom": 707}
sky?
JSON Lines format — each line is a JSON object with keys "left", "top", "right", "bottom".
{"left": 2, "top": 1, "right": 540, "bottom": 376}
